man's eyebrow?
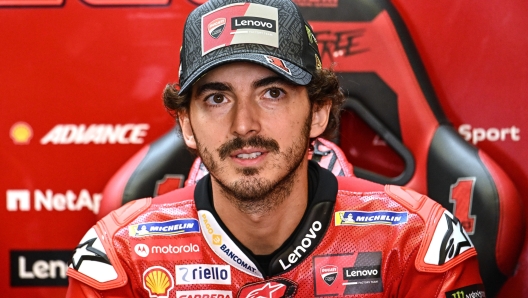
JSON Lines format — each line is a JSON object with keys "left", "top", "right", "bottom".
{"left": 194, "top": 75, "right": 290, "bottom": 97}
{"left": 194, "top": 82, "right": 231, "bottom": 97}
{"left": 253, "top": 75, "right": 289, "bottom": 89}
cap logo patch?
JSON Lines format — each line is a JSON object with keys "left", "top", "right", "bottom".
{"left": 201, "top": 3, "right": 279, "bottom": 55}
{"left": 208, "top": 18, "right": 226, "bottom": 39}
{"left": 264, "top": 55, "right": 291, "bottom": 75}
{"left": 232, "top": 16, "right": 276, "bottom": 32}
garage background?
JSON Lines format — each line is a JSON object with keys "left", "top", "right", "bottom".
{"left": 1, "top": 0, "right": 526, "bottom": 296}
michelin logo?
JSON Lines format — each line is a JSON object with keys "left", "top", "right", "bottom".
{"left": 129, "top": 219, "right": 200, "bottom": 237}
{"left": 335, "top": 211, "right": 408, "bottom": 226}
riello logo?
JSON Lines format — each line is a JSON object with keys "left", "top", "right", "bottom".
{"left": 40, "top": 123, "right": 150, "bottom": 145}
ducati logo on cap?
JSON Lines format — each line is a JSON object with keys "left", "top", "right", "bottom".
{"left": 264, "top": 55, "right": 291, "bottom": 75}
{"left": 208, "top": 18, "right": 226, "bottom": 39}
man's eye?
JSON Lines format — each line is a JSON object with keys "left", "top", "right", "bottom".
{"left": 265, "top": 88, "right": 284, "bottom": 99}
{"left": 206, "top": 94, "right": 226, "bottom": 105}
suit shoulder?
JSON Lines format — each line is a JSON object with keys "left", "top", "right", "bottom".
{"left": 384, "top": 185, "right": 435, "bottom": 219}
{"left": 337, "top": 176, "right": 385, "bottom": 192}
{"left": 385, "top": 185, "right": 478, "bottom": 273}
{"left": 67, "top": 198, "right": 152, "bottom": 290}
{"left": 152, "top": 184, "right": 196, "bottom": 205}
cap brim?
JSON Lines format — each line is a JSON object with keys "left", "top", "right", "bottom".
{"left": 178, "top": 52, "right": 313, "bottom": 95}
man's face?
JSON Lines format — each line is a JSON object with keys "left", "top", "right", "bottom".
{"left": 180, "top": 62, "right": 321, "bottom": 211}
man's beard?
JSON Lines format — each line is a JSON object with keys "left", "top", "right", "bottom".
{"left": 195, "top": 113, "right": 312, "bottom": 215}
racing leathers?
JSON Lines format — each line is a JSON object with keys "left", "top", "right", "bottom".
{"left": 67, "top": 161, "right": 485, "bottom": 297}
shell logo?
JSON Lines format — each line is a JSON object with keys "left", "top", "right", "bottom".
{"left": 10, "top": 122, "right": 33, "bottom": 144}
{"left": 143, "top": 266, "right": 174, "bottom": 298}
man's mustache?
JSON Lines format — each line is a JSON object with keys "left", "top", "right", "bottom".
{"left": 217, "top": 136, "right": 280, "bottom": 160}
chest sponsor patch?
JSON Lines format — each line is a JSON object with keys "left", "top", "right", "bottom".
{"left": 276, "top": 220, "right": 324, "bottom": 272}
{"left": 128, "top": 218, "right": 200, "bottom": 237}
{"left": 445, "top": 283, "right": 486, "bottom": 298}
{"left": 198, "top": 210, "right": 261, "bottom": 278}
{"left": 320, "top": 265, "right": 338, "bottom": 286}
{"left": 313, "top": 252, "right": 383, "bottom": 296}
{"left": 143, "top": 266, "right": 174, "bottom": 298}
{"left": 335, "top": 211, "right": 408, "bottom": 226}
{"left": 130, "top": 237, "right": 202, "bottom": 261}
{"left": 175, "top": 264, "right": 231, "bottom": 285}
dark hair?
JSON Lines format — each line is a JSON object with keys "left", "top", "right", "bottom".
{"left": 163, "top": 67, "right": 345, "bottom": 141}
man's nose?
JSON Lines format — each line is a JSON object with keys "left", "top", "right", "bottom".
{"left": 230, "top": 98, "right": 261, "bottom": 138}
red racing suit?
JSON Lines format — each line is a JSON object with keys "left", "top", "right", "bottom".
{"left": 67, "top": 162, "right": 485, "bottom": 298}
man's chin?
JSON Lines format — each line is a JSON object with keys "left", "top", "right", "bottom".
{"left": 238, "top": 166, "right": 260, "bottom": 176}
{"left": 221, "top": 177, "right": 274, "bottom": 202}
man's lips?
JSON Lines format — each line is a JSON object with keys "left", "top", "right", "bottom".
{"left": 230, "top": 148, "right": 267, "bottom": 160}
{"left": 218, "top": 136, "right": 280, "bottom": 160}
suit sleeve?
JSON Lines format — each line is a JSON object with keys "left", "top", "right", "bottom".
{"left": 397, "top": 251, "right": 485, "bottom": 297}
{"left": 66, "top": 276, "right": 136, "bottom": 298}
{"left": 67, "top": 277, "right": 101, "bottom": 298}
{"left": 384, "top": 186, "right": 486, "bottom": 297}
{"left": 67, "top": 199, "right": 151, "bottom": 297}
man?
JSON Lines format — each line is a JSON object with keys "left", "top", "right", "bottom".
{"left": 67, "top": 0, "right": 486, "bottom": 297}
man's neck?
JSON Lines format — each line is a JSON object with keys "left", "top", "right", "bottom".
{"left": 212, "top": 161, "right": 310, "bottom": 255}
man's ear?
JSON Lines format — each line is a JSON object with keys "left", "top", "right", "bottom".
{"left": 178, "top": 112, "right": 197, "bottom": 149}
{"left": 310, "top": 101, "right": 331, "bottom": 138}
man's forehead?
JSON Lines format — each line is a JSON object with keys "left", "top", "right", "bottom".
{"left": 200, "top": 61, "right": 276, "bottom": 79}
{"left": 191, "top": 61, "right": 288, "bottom": 90}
